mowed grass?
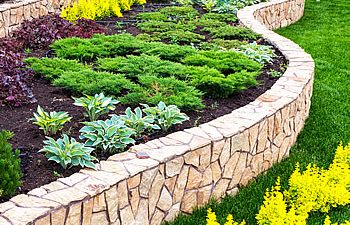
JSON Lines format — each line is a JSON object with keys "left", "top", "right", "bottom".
{"left": 165, "top": 0, "right": 350, "bottom": 224}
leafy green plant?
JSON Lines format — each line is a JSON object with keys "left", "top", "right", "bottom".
{"left": 141, "top": 101, "right": 189, "bottom": 131}
{"left": 80, "top": 116, "right": 135, "bottom": 153}
{"left": 32, "top": 105, "right": 72, "bottom": 135}
{"left": 139, "top": 44, "right": 197, "bottom": 62}
{"left": 115, "top": 21, "right": 124, "bottom": 29}
{"left": 24, "top": 57, "right": 87, "bottom": 80}
{"left": 120, "top": 107, "right": 160, "bottom": 137}
{"left": 268, "top": 69, "right": 283, "bottom": 78}
{"left": 153, "top": 30, "right": 205, "bottom": 45}
{"left": 53, "top": 69, "right": 139, "bottom": 96}
{"left": 136, "top": 34, "right": 162, "bottom": 42}
{"left": 137, "top": 21, "right": 196, "bottom": 32}
{"left": 4, "top": 130, "right": 14, "bottom": 140}
{"left": 235, "top": 42, "right": 276, "bottom": 64}
{"left": 192, "top": 70, "right": 259, "bottom": 98}
{"left": 0, "top": 130, "right": 22, "bottom": 197}
{"left": 159, "top": 6, "right": 199, "bottom": 22}
{"left": 119, "top": 75, "right": 204, "bottom": 111}
{"left": 39, "top": 134, "right": 97, "bottom": 170}
{"left": 191, "top": 74, "right": 234, "bottom": 98}
{"left": 51, "top": 34, "right": 196, "bottom": 62}
{"left": 51, "top": 34, "right": 145, "bottom": 61}
{"left": 191, "top": 19, "right": 226, "bottom": 29}
{"left": 73, "top": 93, "right": 120, "bottom": 121}
{"left": 199, "top": 0, "right": 218, "bottom": 12}
{"left": 204, "top": 25, "right": 260, "bottom": 40}
{"left": 211, "top": 39, "right": 246, "bottom": 49}
{"left": 136, "top": 12, "right": 168, "bottom": 21}
{"left": 183, "top": 50, "right": 262, "bottom": 75}
{"left": 97, "top": 54, "right": 222, "bottom": 81}
{"left": 201, "top": 13, "right": 237, "bottom": 22}
{"left": 174, "top": 0, "right": 193, "bottom": 6}
{"left": 198, "top": 39, "right": 245, "bottom": 51}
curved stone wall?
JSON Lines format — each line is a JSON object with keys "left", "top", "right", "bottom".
{"left": 0, "top": 0, "right": 314, "bottom": 224}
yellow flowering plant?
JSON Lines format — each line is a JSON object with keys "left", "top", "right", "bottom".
{"left": 206, "top": 208, "right": 246, "bottom": 225}
{"left": 61, "top": 0, "right": 146, "bottom": 22}
{"left": 206, "top": 143, "right": 350, "bottom": 225}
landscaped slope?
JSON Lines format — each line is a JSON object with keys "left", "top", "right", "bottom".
{"left": 165, "top": 0, "right": 350, "bottom": 224}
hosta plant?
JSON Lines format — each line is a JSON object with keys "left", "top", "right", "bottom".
{"left": 141, "top": 101, "right": 189, "bottom": 131}
{"left": 120, "top": 107, "right": 160, "bottom": 138}
{"left": 80, "top": 116, "right": 135, "bottom": 153}
{"left": 73, "top": 93, "right": 120, "bottom": 121}
{"left": 235, "top": 42, "right": 276, "bottom": 64}
{"left": 39, "top": 135, "right": 97, "bottom": 170}
{"left": 32, "top": 106, "right": 71, "bottom": 135}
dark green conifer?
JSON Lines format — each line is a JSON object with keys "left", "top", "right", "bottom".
{"left": 0, "top": 130, "right": 21, "bottom": 197}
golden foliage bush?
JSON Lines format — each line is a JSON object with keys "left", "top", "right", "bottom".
{"left": 206, "top": 143, "right": 350, "bottom": 225}
{"left": 61, "top": 0, "right": 146, "bottom": 22}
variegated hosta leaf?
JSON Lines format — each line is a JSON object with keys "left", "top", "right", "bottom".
{"left": 120, "top": 107, "right": 159, "bottom": 137}
{"left": 73, "top": 93, "right": 120, "bottom": 121}
{"left": 142, "top": 101, "right": 189, "bottom": 131}
{"left": 39, "top": 134, "right": 97, "bottom": 170}
{"left": 80, "top": 116, "right": 135, "bottom": 153}
{"left": 31, "top": 105, "right": 71, "bottom": 136}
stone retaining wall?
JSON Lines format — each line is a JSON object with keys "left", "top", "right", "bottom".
{"left": 0, "top": 0, "right": 314, "bottom": 224}
{"left": 0, "top": 0, "right": 65, "bottom": 37}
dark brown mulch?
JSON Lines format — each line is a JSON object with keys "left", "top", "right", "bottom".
{"left": 0, "top": 2, "right": 287, "bottom": 202}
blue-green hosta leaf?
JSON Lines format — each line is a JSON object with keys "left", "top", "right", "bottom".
{"left": 84, "top": 161, "right": 97, "bottom": 170}
{"left": 135, "top": 107, "right": 143, "bottom": 118}
{"left": 80, "top": 125, "right": 96, "bottom": 133}
{"left": 152, "top": 124, "right": 161, "bottom": 130}
{"left": 48, "top": 156, "right": 61, "bottom": 164}
{"left": 121, "top": 137, "right": 135, "bottom": 145}
{"left": 106, "top": 126, "right": 118, "bottom": 138}
{"left": 158, "top": 101, "right": 166, "bottom": 110}
{"left": 81, "top": 133, "right": 98, "bottom": 141}
{"left": 71, "top": 158, "right": 80, "bottom": 166}
{"left": 92, "top": 139, "right": 102, "bottom": 147}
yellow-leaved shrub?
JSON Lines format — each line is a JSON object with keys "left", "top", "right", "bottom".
{"left": 206, "top": 143, "right": 350, "bottom": 225}
{"left": 206, "top": 208, "right": 246, "bottom": 225}
{"left": 61, "top": 0, "right": 146, "bottom": 22}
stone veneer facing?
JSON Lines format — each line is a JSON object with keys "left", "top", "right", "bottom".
{"left": 0, "top": 0, "right": 65, "bottom": 37}
{"left": 0, "top": 0, "right": 314, "bottom": 224}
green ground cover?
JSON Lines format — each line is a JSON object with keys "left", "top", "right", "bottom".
{"left": 165, "top": 0, "right": 350, "bottom": 224}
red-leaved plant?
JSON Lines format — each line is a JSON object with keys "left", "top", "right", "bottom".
{"left": 0, "top": 15, "right": 106, "bottom": 106}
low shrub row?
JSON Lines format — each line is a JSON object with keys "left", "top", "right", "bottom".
{"left": 206, "top": 143, "right": 350, "bottom": 225}
{"left": 173, "top": 0, "right": 266, "bottom": 14}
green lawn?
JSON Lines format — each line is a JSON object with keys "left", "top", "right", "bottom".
{"left": 165, "top": 0, "right": 350, "bottom": 224}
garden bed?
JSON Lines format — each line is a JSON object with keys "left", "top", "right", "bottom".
{"left": 0, "top": 1, "right": 287, "bottom": 203}
{"left": 0, "top": 0, "right": 314, "bottom": 223}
